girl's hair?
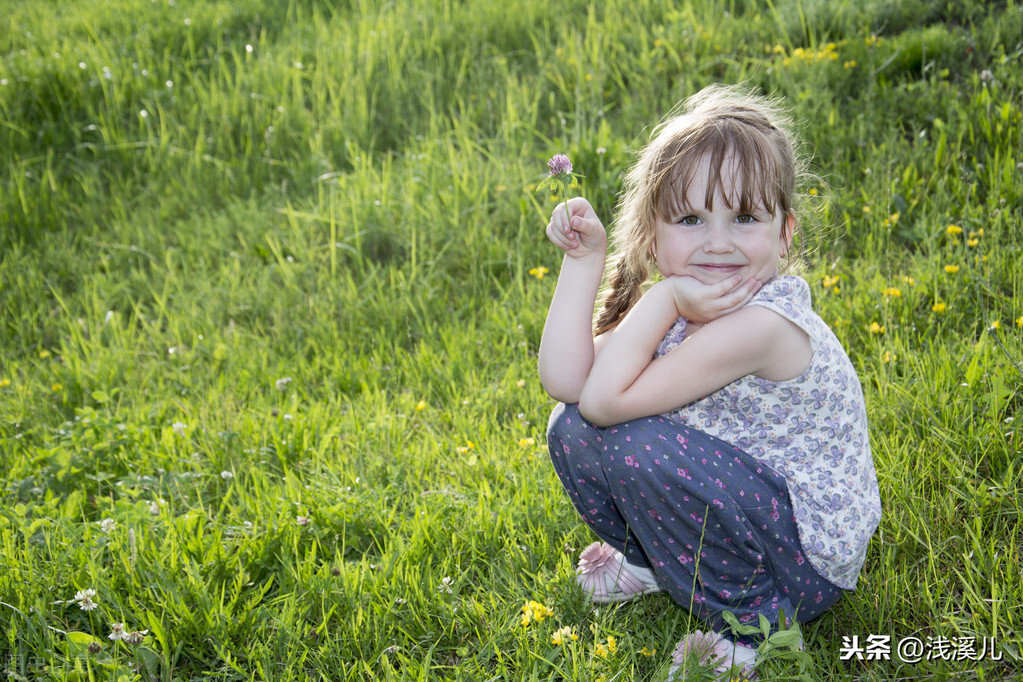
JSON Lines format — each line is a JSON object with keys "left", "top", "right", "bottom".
{"left": 594, "top": 84, "right": 810, "bottom": 336}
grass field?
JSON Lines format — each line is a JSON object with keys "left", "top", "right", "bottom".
{"left": 1, "top": 0, "right": 1021, "bottom": 679}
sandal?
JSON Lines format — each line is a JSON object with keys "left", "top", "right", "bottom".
{"left": 668, "top": 630, "right": 758, "bottom": 681}
{"left": 575, "top": 541, "right": 661, "bottom": 604}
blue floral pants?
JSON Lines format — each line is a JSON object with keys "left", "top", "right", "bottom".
{"left": 547, "top": 403, "right": 842, "bottom": 644}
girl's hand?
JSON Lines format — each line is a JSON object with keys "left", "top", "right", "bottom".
{"left": 665, "top": 274, "right": 761, "bottom": 324}
{"left": 546, "top": 197, "right": 607, "bottom": 260}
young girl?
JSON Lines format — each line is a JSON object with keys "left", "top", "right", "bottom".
{"left": 538, "top": 84, "right": 882, "bottom": 679}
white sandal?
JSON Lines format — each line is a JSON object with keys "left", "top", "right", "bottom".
{"left": 575, "top": 541, "right": 661, "bottom": 604}
{"left": 668, "top": 630, "right": 758, "bottom": 680}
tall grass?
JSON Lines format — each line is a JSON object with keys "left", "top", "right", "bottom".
{"left": 1, "top": 0, "right": 1021, "bottom": 679}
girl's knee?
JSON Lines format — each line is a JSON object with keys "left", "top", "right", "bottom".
{"left": 546, "top": 402, "right": 592, "bottom": 446}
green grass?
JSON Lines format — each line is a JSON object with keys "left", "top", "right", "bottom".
{"left": 1, "top": 0, "right": 1021, "bottom": 679}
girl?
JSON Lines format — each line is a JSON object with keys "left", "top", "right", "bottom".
{"left": 538, "top": 84, "right": 882, "bottom": 679}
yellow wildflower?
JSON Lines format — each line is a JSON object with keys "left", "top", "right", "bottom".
{"left": 862, "top": 206, "right": 872, "bottom": 214}
{"left": 0, "top": 378, "right": 9, "bottom": 388}
{"left": 594, "top": 643, "right": 609, "bottom": 658}
{"left": 520, "top": 600, "right": 554, "bottom": 627}
{"left": 809, "top": 187, "right": 819, "bottom": 196}
{"left": 945, "top": 265, "right": 960, "bottom": 274}
{"left": 883, "top": 213, "right": 900, "bottom": 227}
{"left": 990, "top": 320, "right": 1001, "bottom": 330}
{"left": 901, "top": 275, "right": 916, "bottom": 285}
{"left": 551, "top": 626, "right": 578, "bottom": 645}
{"left": 415, "top": 400, "right": 427, "bottom": 412}
{"left": 529, "top": 266, "right": 549, "bottom": 280}
{"left": 946, "top": 224, "right": 963, "bottom": 235}
{"left": 639, "top": 647, "right": 657, "bottom": 656}
{"left": 883, "top": 287, "right": 901, "bottom": 297}
{"left": 869, "top": 322, "right": 885, "bottom": 335}
{"left": 1016, "top": 316, "right": 1022, "bottom": 327}
{"left": 516, "top": 379, "right": 526, "bottom": 388}
{"left": 606, "top": 636, "right": 617, "bottom": 653}
{"left": 52, "top": 383, "right": 63, "bottom": 392}
{"left": 882, "top": 351, "right": 894, "bottom": 363}
{"left": 932, "top": 302, "right": 947, "bottom": 313}
{"left": 967, "top": 238, "right": 979, "bottom": 247}
{"left": 519, "top": 437, "right": 535, "bottom": 448}
{"left": 844, "top": 60, "right": 857, "bottom": 68}
{"left": 39, "top": 350, "right": 51, "bottom": 359}
{"left": 822, "top": 275, "right": 840, "bottom": 288}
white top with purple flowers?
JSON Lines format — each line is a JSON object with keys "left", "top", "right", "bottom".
{"left": 655, "top": 274, "right": 882, "bottom": 589}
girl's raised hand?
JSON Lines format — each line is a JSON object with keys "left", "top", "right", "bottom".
{"left": 666, "top": 274, "right": 761, "bottom": 324}
{"left": 546, "top": 197, "right": 607, "bottom": 260}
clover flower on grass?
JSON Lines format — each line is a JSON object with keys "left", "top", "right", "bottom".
{"left": 108, "top": 623, "right": 126, "bottom": 640}
{"left": 275, "top": 377, "right": 293, "bottom": 391}
{"left": 98, "top": 518, "right": 116, "bottom": 533}
{"left": 124, "top": 630, "right": 148, "bottom": 645}
{"left": 74, "top": 589, "right": 98, "bottom": 611}
{"left": 438, "top": 577, "right": 454, "bottom": 594}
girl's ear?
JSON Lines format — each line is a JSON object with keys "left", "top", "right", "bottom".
{"left": 780, "top": 215, "right": 796, "bottom": 257}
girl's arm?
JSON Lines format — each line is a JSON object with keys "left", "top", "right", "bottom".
{"left": 579, "top": 279, "right": 811, "bottom": 426}
{"left": 538, "top": 198, "right": 608, "bottom": 403}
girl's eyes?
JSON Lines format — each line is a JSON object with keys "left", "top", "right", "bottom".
{"left": 673, "top": 214, "right": 762, "bottom": 225}
{"left": 675, "top": 215, "right": 701, "bottom": 226}
{"left": 736, "top": 214, "right": 757, "bottom": 224}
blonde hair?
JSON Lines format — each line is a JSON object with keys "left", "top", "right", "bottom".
{"left": 594, "top": 84, "right": 809, "bottom": 336}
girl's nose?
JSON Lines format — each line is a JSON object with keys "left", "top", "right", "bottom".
{"left": 704, "top": 227, "right": 734, "bottom": 253}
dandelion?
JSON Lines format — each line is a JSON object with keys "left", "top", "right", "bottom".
{"left": 529, "top": 266, "right": 550, "bottom": 280}
{"left": 596, "top": 147, "right": 607, "bottom": 155}
{"left": 932, "top": 302, "right": 947, "bottom": 313}
{"left": 124, "top": 630, "right": 148, "bottom": 645}
{"left": 108, "top": 623, "right": 126, "bottom": 641}
{"left": 172, "top": 421, "right": 187, "bottom": 436}
{"left": 946, "top": 224, "right": 963, "bottom": 235}
{"left": 438, "top": 576, "right": 454, "bottom": 594}
{"left": 869, "top": 322, "right": 885, "bottom": 335}
{"left": 944, "top": 265, "right": 960, "bottom": 274}
{"left": 415, "top": 400, "right": 427, "bottom": 411}
{"left": 74, "top": 589, "right": 98, "bottom": 611}
{"left": 883, "top": 288, "right": 901, "bottom": 298}
{"left": 275, "top": 377, "right": 292, "bottom": 391}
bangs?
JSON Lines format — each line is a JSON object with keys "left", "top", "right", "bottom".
{"left": 651, "top": 118, "right": 792, "bottom": 221}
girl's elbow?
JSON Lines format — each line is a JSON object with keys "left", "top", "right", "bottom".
{"left": 578, "top": 389, "right": 616, "bottom": 427}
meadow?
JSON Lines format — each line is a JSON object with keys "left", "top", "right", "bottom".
{"left": 1, "top": 0, "right": 1021, "bottom": 679}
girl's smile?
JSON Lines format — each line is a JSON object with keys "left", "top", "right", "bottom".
{"left": 654, "top": 152, "right": 792, "bottom": 286}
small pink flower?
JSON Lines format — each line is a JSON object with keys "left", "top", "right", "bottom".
{"left": 547, "top": 154, "right": 573, "bottom": 177}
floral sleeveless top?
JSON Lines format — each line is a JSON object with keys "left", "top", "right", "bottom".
{"left": 655, "top": 275, "right": 882, "bottom": 589}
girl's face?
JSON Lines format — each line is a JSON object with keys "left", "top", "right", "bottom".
{"left": 653, "top": 152, "right": 792, "bottom": 286}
